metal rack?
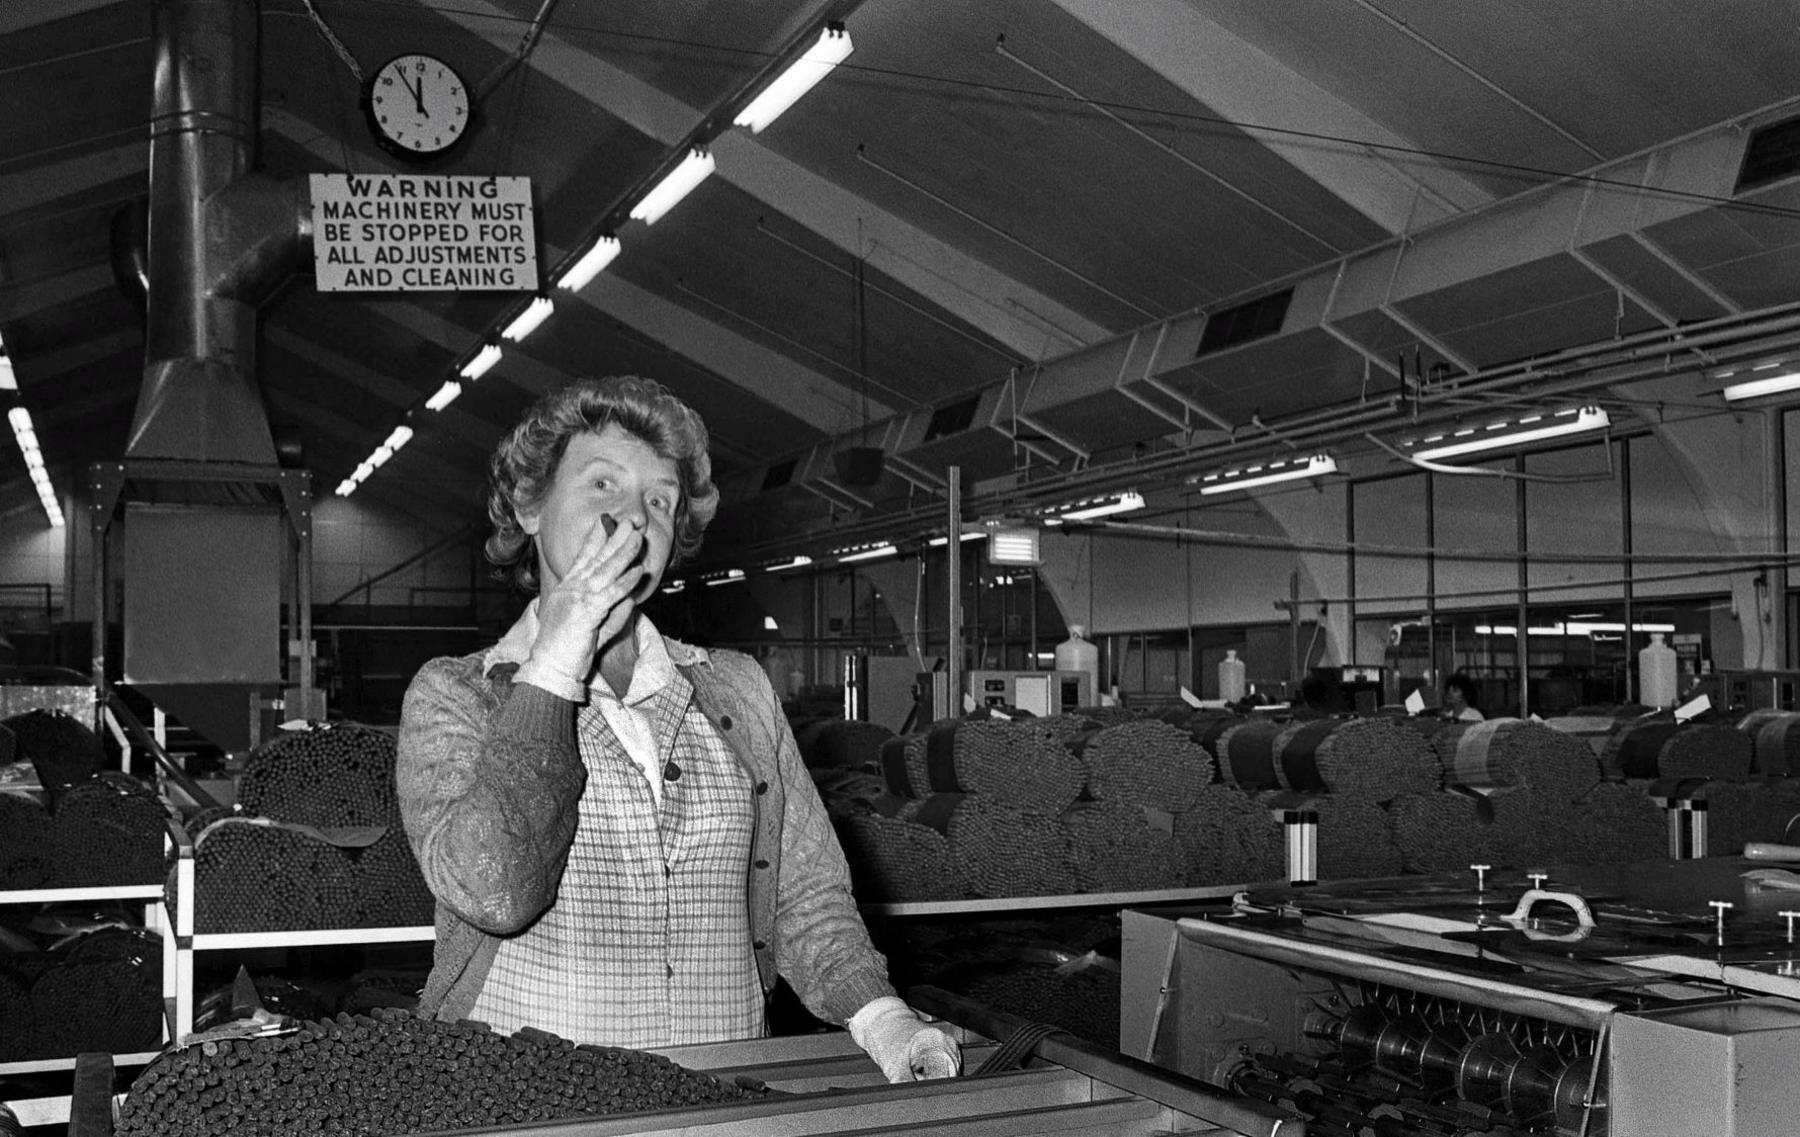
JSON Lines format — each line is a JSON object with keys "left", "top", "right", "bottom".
{"left": 159, "top": 816, "right": 433, "bottom": 1041}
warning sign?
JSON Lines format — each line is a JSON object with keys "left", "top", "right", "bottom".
{"left": 309, "top": 173, "right": 538, "bottom": 292}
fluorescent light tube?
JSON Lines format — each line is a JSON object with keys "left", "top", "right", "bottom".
{"left": 0, "top": 355, "right": 14, "bottom": 391}
{"left": 1060, "top": 491, "right": 1145, "bottom": 521}
{"left": 557, "top": 236, "right": 621, "bottom": 292}
{"left": 926, "top": 532, "right": 988, "bottom": 546}
{"left": 629, "top": 148, "right": 715, "bottom": 225}
{"left": 384, "top": 425, "right": 414, "bottom": 451}
{"left": 838, "top": 543, "right": 897, "bottom": 563}
{"left": 460, "top": 343, "right": 503, "bottom": 380}
{"left": 987, "top": 529, "right": 1041, "bottom": 566}
{"left": 425, "top": 381, "right": 462, "bottom": 411}
{"left": 368, "top": 444, "right": 394, "bottom": 469}
{"left": 1409, "top": 406, "right": 1608, "bottom": 461}
{"left": 734, "top": 25, "right": 854, "bottom": 134}
{"left": 354, "top": 462, "right": 374, "bottom": 481}
{"left": 1195, "top": 453, "right": 1337, "bottom": 495}
{"left": 704, "top": 569, "right": 747, "bottom": 587}
{"left": 501, "top": 296, "right": 554, "bottom": 343}
{"left": 661, "top": 580, "right": 686, "bottom": 595}
{"left": 336, "top": 479, "right": 358, "bottom": 497}
{"left": 1722, "top": 370, "right": 1800, "bottom": 402}
{"left": 767, "top": 555, "right": 813, "bottom": 572}
{"left": 7, "top": 406, "right": 29, "bottom": 432}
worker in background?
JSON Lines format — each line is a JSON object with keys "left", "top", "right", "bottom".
{"left": 397, "top": 376, "right": 958, "bottom": 1083}
{"left": 1442, "top": 672, "right": 1485, "bottom": 722}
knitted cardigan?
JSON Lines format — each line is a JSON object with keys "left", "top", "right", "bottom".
{"left": 396, "top": 643, "right": 894, "bottom": 1029}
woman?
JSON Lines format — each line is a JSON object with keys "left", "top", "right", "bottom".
{"left": 397, "top": 376, "right": 957, "bottom": 1082}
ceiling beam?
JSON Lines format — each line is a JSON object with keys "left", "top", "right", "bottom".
{"left": 262, "top": 325, "right": 502, "bottom": 454}
{"left": 0, "top": 0, "right": 122, "bottom": 35}
{"left": 266, "top": 389, "right": 476, "bottom": 514}
{"left": 422, "top": 0, "right": 1110, "bottom": 359}
{"left": 13, "top": 325, "right": 138, "bottom": 382}
{"left": 1051, "top": 0, "right": 1493, "bottom": 234}
{"left": 572, "top": 272, "right": 893, "bottom": 433}
{"left": 0, "top": 263, "right": 118, "bottom": 321}
{"left": 0, "top": 142, "right": 144, "bottom": 217}
{"left": 265, "top": 98, "right": 888, "bottom": 438}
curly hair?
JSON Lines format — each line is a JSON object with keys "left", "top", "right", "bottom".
{"left": 485, "top": 376, "right": 720, "bottom": 592}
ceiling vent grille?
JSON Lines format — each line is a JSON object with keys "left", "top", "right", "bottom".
{"left": 1736, "top": 115, "right": 1800, "bottom": 193}
{"left": 1195, "top": 289, "right": 1293, "bottom": 358}
{"left": 923, "top": 394, "right": 981, "bottom": 441}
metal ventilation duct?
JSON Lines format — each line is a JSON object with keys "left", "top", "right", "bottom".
{"left": 132, "top": 0, "right": 308, "bottom": 463}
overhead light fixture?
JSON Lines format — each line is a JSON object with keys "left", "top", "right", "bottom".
{"left": 734, "top": 24, "right": 854, "bottom": 134}
{"left": 660, "top": 580, "right": 686, "bottom": 595}
{"left": 837, "top": 542, "right": 897, "bottom": 563}
{"left": 1405, "top": 406, "right": 1609, "bottom": 462}
{"left": 460, "top": 343, "right": 503, "bottom": 381}
{"left": 629, "top": 147, "right": 715, "bottom": 225}
{"left": 384, "top": 425, "right": 414, "bottom": 452}
{"left": 703, "top": 568, "right": 747, "bottom": 587}
{"left": 0, "top": 354, "right": 14, "bottom": 392}
{"left": 1719, "top": 358, "right": 1800, "bottom": 402}
{"left": 425, "top": 380, "right": 462, "bottom": 411}
{"left": 501, "top": 296, "right": 554, "bottom": 343}
{"left": 765, "top": 555, "right": 813, "bottom": 573}
{"left": 1193, "top": 453, "right": 1337, "bottom": 495}
{"left": 1051, "top": 490, "right": 1145, "bottom": 522}
{"left": 335, "top": 479, "right": 358, "bottom": 497}
{"left": 926, "top": 532, "right": 988, "bottom": 547}
{"left": 368, "top": 444, "right": 394, "bottom": 469}
{"left": 557, "top": 235, "right": 622, "bottom": 292}
{"left": 986, "top": 528, "right": 1041, "bottom": 566}
{"left": 9, "top": 406, "right": 61, "bottom": 526}
{"left": 354, "top": 461, "right": 374, "bottom": 481}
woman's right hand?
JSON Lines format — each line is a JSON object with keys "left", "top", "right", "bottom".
{"left": 526, "top": 513, "right": 647, "bottom": 686}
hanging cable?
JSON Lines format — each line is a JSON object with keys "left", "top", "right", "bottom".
{"left": 300, "top": 0, "right": 363, "bottom": 84}
{"left": 474, "top": 0, "right": 562, "bottom": 102}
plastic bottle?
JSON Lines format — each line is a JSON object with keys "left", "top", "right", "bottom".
{"left": 1055, "top": 624, "right": 1101, "bottom": 706}
{"left": 1218, "top": 649, "right": 1248, "bottom": 702}
{"left": 1638, "top": 631, "right": 1679, "bottom": 709}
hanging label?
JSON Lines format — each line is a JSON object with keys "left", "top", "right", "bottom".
{"left": 310, "top": 173, "right": 538, "bottom": 292}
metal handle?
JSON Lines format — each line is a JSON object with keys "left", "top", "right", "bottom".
{"left": 1505, "top": 888, "right": 1596, "bottom": 931}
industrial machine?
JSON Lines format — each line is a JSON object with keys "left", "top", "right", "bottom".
{"left": 48, "top": 999, "right": 1304, "bottom": 1137}
{"left": 965, "top": 669, "right": 1094, "bottom": 717}
{"left": 1121, "top": 860, "right": 1800, "bottom": 1136}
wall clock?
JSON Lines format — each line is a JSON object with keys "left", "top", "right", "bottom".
{"left": 364, "top": 53, "right": 471, "bottom": 161}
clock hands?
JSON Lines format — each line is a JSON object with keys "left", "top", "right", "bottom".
{"left": 401, "top": 69, "right": 428, "bottom": 118}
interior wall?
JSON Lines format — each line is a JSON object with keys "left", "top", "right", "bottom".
{"left": 1028, "top": 405, "right": 1788, "bottom": 676}
{"left": 0, "top": 506, "right": 67, "bottom": 611}
{"left": 312, "top": 497, "right": 477, "bottom": 610}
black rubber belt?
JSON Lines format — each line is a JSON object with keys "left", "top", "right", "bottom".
{"left": 925, "top": 721, "right": 964, "bottom": 793}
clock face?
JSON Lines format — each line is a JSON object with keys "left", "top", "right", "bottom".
{"left": 368, "top": 53, "right": 470, "bottom": 158}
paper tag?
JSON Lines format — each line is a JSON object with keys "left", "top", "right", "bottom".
{"left": 1674, "top": 694, "right": 1710, "bottom": 722}
{"left": 989, "top": 708, "right": 1011, "bottom": 721}
{"left": 962, "top": 692, "right": 978, "bottom": 713}
{"left": 1179, "top": 686, "right": 1203, "bottom": 708}
{"left": 1404, "top": 690, "right": 1426, "bottom": 715}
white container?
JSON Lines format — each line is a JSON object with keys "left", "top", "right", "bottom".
{"left": 1639, "top": 632, "right": 1679, "bottom": 708}
{"left": 1218, "top": 649, "right": 1247, "bottom": 701}
{"left": 1055, "top": 625, "right": 1101, "bottom": 705}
